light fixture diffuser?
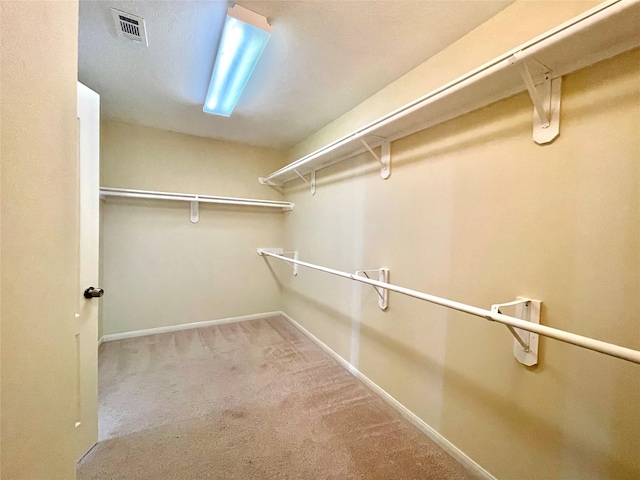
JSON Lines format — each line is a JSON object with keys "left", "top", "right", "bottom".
{"left": 203, "top": 5, "right": 272, "bottom": 117}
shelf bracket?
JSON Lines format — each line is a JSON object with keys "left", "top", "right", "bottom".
{"left": 258, "top": 177, "right": 279, "bottom": 187}
{"left": 491, "top": 297, "right": 542, "bottom": 366}
{"left": 293, "top": 169, "right": 316, "bottom": 195}
{"left": 355, "top": 268, "right": 389, "bottom": 310}
{"left": 359, "top": 138, "right": 391, "bottom": 179}
{"left": 257, "top": 248, "right": 298, "bottom": 276}
{"left": 257, "top": 248, "right": 282, "bottom": 255}
{"left": 510, "top": 54, "right": 561, "bottom": 145}
{"left": 190, "top": 198, "right": 199, "bottom": 223}
{"left": 281, "top": 251, "right": 299, "bottom": 276}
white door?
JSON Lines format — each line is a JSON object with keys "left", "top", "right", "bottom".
{"left": 75, "top": 82, "right": 100, "bottom": 459}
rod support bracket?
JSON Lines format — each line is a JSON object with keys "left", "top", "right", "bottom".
{"left": 257, "top": 248, "right": 282, "bottom": 256}
{"left": 257, "top": 248, "right": 298, "bottom": 276}
{"left": 359, "top": 138, "right": 391, "bottom": 179}
{"left": 293, "top": 169, "right": 316, "bottom": 195}
{"left": 281, "top": 251, "right": 299, "bottom": 276}
{"left": 380, "top": 140, "right": 391, "bottom": 179}
{"left": 510, "top": 54, "right": 561, "bottom": 145}
{"left": 259, "top": 177, "right": 281, "bottom": 187}
{"left": 491, "top": 297, "right": 541, "bottom": 366}
{"left": 355, "top": 268, "right": 389, "bottom": 310}
{"left": 190, "top": 198, "right": 199, "bottom": 223}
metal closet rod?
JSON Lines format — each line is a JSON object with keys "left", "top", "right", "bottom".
{"left": 100, "top": 187, "right": 294, "bottom": 210}
{"left": 258, "top": 250, "right": 640, "bottom": 365}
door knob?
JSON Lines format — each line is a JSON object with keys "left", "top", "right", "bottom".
{"left": 84, "top": 287, "right": 104, "bottom": 299}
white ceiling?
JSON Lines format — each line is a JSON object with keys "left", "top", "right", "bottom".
{"left": 79, "top": 1, "right": 514, "bottom": 150}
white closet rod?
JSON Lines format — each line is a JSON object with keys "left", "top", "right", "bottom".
{"left": 258, "top": 250, "right": 640, "bottom": 365}
{"left": 100, "top": 187, "right": 294, "bottom": 210}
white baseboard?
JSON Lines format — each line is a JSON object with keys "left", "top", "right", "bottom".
{"left": 98, "top": 336, "right": 105, "bottom": 347}
{"left": 280, "top": 311, "right": 497, "bottom": 480}
{"left": 100, "top": 311, "right": 281, "bottom": 343}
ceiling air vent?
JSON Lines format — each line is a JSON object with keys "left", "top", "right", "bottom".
{"left": 111, "top": 8, "right": 148, "bottom": 46}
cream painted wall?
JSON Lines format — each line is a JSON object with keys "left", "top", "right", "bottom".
{"left": 1, "top": 1, "right": 81, "bottom": 478}
{"left": 100, "top": 121, "right": 286, "bottom": 335}
{"left": 278, "top": 2, "right": 639, "bottom": 478}
{"left": 281, "top": 47, "right": 639, "bottom": 480}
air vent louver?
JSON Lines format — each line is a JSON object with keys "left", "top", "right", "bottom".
{"left": 111, "top": 8, "right": 148, "bottom": 46}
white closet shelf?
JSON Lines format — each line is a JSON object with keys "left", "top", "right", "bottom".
{"left": 259, "top": 0, "right": 640, "bottom": 188}
{"left": 100, "top": 187, "right": 294, "bottom": 223}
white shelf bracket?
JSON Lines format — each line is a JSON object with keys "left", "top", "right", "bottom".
{"left": 359, "top": 138, "right": 391, "bottom": 179}
{"left": 510, "top": 54, "right": 561, "bottom": 145}
{"left": 257, "top": 248, "right": 283, "bottom": 256}
{"left": 491, "top": 297, "right": 542, "bottom": 366}
{"left": 293, "top": 169, "right": 316, "bottom": 195}
{"left": 258, "top": 248, "right": 298, "bottom": 277}
{"left": 190, "top": 198, "right": 199, "bottom": 223}
{"left": 257, "top": 248, "right": 298, "bottom": 276}
{"left": 380, "top": 140, "right": 391, "bottom": 179}
{"left": 281, "top": 251, "right": 299, "bottom": 276}
{"left": 355, "top": 268, "right": 389, "bottom": 310}
{"left": 258, "top": 177, "right": 279, "bottom": 186}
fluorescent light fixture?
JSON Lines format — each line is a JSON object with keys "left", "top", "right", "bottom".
{"left": 203, "top": 5, "right": 272, "bottom": 117}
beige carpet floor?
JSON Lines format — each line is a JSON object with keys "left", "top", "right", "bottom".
{"left": 78, "top": 315, "right": 475, "bottom": 479}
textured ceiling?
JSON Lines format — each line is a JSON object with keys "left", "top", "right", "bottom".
{"left": 78, "top": 0, "right": 514, "bottom": 150}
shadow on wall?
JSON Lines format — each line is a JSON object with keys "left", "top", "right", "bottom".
{"left": 102, "top": 197, "right": 289, "bottom": 216}
{"left": 259, "top": 255, "right": 285, "bottom": 292}
{"left": 280, "top": 284, "right": 626, "bottom": 475}
{"left": 283, "top": 57, "right": 638, "bottom": 197}
{"left": 396, "top": 58, "right": 639, "bottom": 176}
{"left": 281, "top": 284, "right": 353, "bottom": 335}
{"left": 282, "top": 101, "right": 531, "bottom": 195}
{"left": 283, "top": 153, "right": 371, "bottom": 195}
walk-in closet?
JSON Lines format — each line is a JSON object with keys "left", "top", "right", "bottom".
{"left": 1, "top": 1, "right": 638, "bottom": 479}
